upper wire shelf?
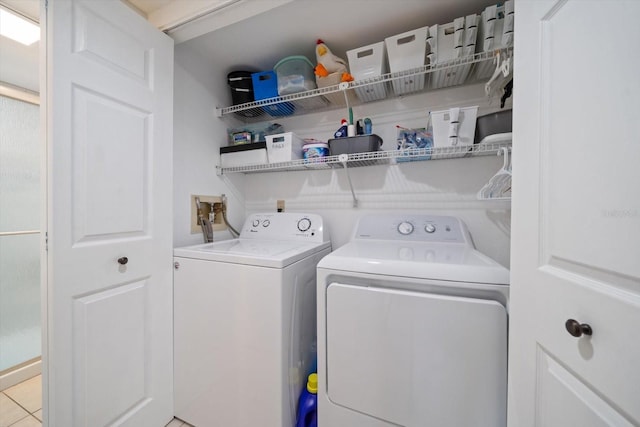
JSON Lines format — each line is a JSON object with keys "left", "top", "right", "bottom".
{"left": 216, "top": 48, "right": 513, "bottom": 120}
{"left": 216, "top": 141, "right": 511, "bottom": 175}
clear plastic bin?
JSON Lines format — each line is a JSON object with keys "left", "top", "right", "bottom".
{"left": 274, "top": 55, "right": 326, "bottom": 109}
{"left": 274, "top": 55, "right": 317, "bottom": 95}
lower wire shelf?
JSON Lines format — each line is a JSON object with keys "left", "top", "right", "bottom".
{"left": 216, "top": 141, "right": 512, "bottom": 175}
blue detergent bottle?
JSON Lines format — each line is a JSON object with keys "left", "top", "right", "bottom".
{"left": 296, "top": 373, "right": 318, "bottom": 427}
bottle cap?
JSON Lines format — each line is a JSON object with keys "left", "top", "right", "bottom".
{"left": 307, "top": 373, "right": 318, "bottom": 394}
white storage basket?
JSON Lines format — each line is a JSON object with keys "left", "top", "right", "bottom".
{"left": 347, "top": 41, "right": 388, "bottom": 102}
{"left": 475, "top": 1, "right": 514, "bottom": 79}
{"left": 385, "top": 26, "right": 428, "bottom": 95}
{"left": 431, "top": 106, "right": 478, "bottom": 150}
{"left": 428, "top": 15, "right": 479, "bottom": 89}
{"left": 265, "top": 132, "right": 305, "bottom": 163}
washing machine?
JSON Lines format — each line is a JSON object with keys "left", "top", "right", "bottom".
{"left": 173, "top": 212, "right": 330, "bottom": 427}
{"left": 317, "top": 213, "right": 509, "bottom": 427}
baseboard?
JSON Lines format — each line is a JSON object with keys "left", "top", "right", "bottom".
{"left": 0, "top": 358, "right": 41, "bottom": 391}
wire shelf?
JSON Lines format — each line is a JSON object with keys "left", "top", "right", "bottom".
{"left": 217, "top": 141, "right": 511, "bottom": 175}
{"left": 216, "top": 48, "right": 513, "bottom": 120}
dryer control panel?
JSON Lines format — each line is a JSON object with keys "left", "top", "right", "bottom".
{"left": 240, "top": 212, "right": 328, "bottom": 243}
{"left": 354, "top": 214, "right": 472, "bottom": 245}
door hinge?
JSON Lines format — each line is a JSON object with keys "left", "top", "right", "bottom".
{"left": 45, "top": 231, "right": 48, "bottom": 251}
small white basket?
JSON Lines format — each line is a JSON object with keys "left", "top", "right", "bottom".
{"left": 431, "top": 106, "right": 478, "bottom": 149}
{"left": 347, "top": 41, "right": 388, "bottom": 102}
{"left": 475, "top": 1, "right": 514, "bottom": 79}
{"left": 265, "top": 132, "right": 305, "bottom": 163}
{"left": 385, "top": 26, "right": 428, "bottom": 95}
{"left": 428, "top": 15, "right": 478, "bottom": 89}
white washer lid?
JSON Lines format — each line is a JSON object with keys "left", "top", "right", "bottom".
{"left": 317, "top": 240, "right": 509, "bottom": 285}
{"left": 174, "top": 239, "right": 331, "bottom": 268}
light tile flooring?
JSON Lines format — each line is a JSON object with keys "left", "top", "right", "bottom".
{"left": 0, "top": 375, "right": 42, "bottom": 427}
{"left": 1, "top": 375, "right": 192, "bottom": 427}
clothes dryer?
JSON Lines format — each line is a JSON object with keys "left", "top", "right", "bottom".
{"left": 174, "top": 213, "right": 330, "bottom": 427}
{"left": 317, "top": 213, "right": 509, "bottom": 427}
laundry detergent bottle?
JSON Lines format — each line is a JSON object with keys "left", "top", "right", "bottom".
{"left": 295, "top": 373, "right": 318, "bottom": 427}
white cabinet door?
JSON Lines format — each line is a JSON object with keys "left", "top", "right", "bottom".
{"left": 509, "top": 1, "right": 640, "bottom": 426}
{"left": 44, "top": 0, "right": 174, "bottom": 426}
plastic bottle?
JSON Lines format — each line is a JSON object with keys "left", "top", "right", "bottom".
{"left": 295, "top": 373, "right": 318, "bottom": 427}
{"left": 333, "top": 119, "right": 349, "bottom": 138}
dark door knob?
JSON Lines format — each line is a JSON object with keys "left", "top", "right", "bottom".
{"left": 565, "top": 319, "right": 592, "bottom": 337}
{"left": 117, "top": 257, "right": 128, "bottom": 265}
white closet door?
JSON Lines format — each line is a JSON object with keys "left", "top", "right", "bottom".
{"left": 509, "top": 1, "right": 640, "bottom": 426}
{"left": 44, "top": 0, "right": 174, "bottom": 426}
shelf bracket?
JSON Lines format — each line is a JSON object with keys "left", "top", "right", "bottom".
{"left": 339, "top": 154, "right": 358, "bottom": 208}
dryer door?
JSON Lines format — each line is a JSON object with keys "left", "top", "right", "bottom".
{"left": 326, "top": 282, "right": 507, "bottom": 427}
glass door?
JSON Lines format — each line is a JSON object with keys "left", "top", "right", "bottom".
{"left": 0, "top": 93, "right": 41, "bottom": 378}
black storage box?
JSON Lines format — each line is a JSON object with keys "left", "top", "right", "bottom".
{"left": 328, "top": 134, "right": 383, "bottom": 155}
{"left": 474, "top": 109, "right": 512, "bottom": 143}
{"left": 227, "top": 71, "right": 262, "bottom": 118}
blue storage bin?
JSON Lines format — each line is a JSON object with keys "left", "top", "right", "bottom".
{"left": 251, "top": 71, "right": 294, "bottom": 117}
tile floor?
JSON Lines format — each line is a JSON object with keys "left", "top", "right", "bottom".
{"left": 0, "top": 374, "right": 194, "bottom": 427}
{"left": 0, "top": 375, "right": 42, "bottom": 427}
{"left": 0, "top": 375, "right": 193, "bottom": 427}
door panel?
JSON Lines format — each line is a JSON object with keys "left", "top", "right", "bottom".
{"left": 536, "top": 348, "right": 635, "bottom": 427}
{"left": 72, "top": 3, "right": 151, "bottom": 82}
{"left": 73, "top": 86, "right": 149, "bottom": 240}
{"left": 540, "top": 1, "right": 640, "bottom": 282}
{"left": 509, "top": 1, "right": 640, "bottom": 425}
{"left": 73, "top": 280, "right": 149, "bottom": 426}
{"left": 46, "top": 1, "right": 173, "bottom": 426}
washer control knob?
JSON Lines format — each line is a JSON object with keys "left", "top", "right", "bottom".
{"left": 425, "top": 224, "right": 436, "bottom": 233}
{"left": 262, "top": 219, "right": 270, "bottom": 227}
{"left": 252, "top": 219, "right": 260, "bottom": 227}
{"left": 297, "top": 218, "right": 312, "bottom": 232}
{"left": 397, "top": 221, "right": 414, "bottom": 235}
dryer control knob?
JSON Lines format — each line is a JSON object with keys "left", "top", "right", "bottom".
{"left": 397, "top": 221, "right": 414, "bottom": 235}
{"left": 297, "top": 218, "right": 312, "bottom": 232}
{"left": 425, "top": 224, "right": 436, "bottom": 233}
{"left": 252, "top": 219, "right": 260, "bottom": 227}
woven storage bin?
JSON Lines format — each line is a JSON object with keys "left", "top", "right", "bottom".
{"left": 315, "top": 72, "right": 356, "bottom": 106}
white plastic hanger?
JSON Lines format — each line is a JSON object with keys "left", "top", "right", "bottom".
{"left": 477, "top": 147, "right": 512, "bottom": 200}
{"left": 485, "top": 51, "right": 512, "bottom": 98}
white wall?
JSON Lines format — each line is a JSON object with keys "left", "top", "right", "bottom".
{"left": 173, "top": 48, "right": 246, "bottom": 247}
